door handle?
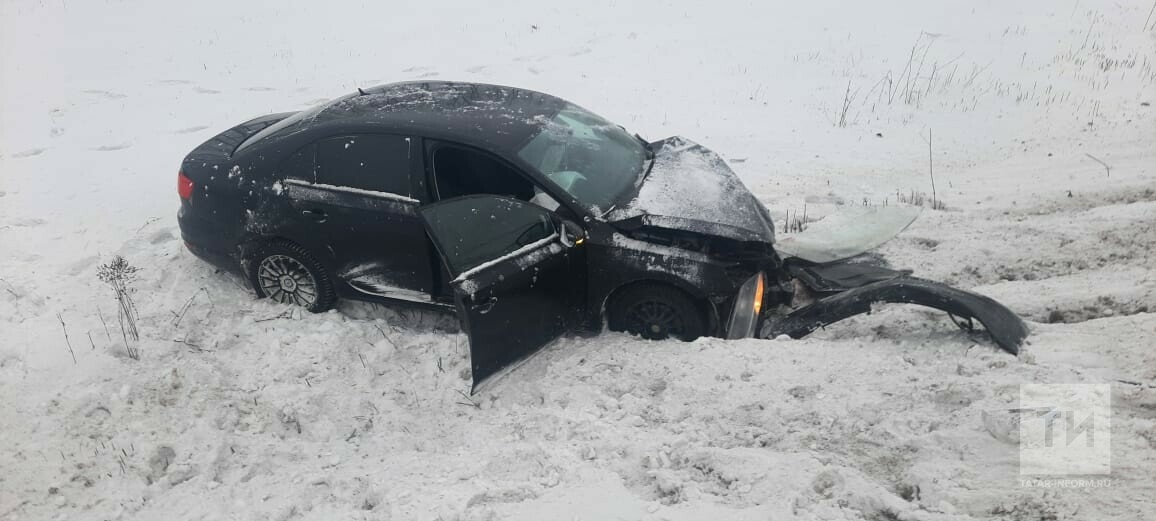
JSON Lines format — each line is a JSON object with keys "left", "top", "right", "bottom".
{"left": 302, "top": 209, "right": 328, "bottom": 222}
{"left": 471, "top": 296, "right": 497, "bottom": 314}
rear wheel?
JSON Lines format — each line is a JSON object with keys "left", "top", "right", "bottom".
{"left": 607, "top": 284, "right": 706, "bottom": 341}
{"left": 246, "top": 242, "right": 336, "bottom": 312}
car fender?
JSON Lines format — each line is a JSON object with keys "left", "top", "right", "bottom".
{"left": 586, "top": 240, "right": 728, "bottom": 334}
{"left": 597, "top": 275, "right": 722, "bottom": 336}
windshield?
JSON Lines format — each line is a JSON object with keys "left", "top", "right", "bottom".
{"left": 517, "top": 104, "right": 646, "bottom": 212}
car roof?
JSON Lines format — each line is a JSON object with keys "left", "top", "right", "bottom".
{"left": 256, "top": 81, "right": 569, "bottom": 154}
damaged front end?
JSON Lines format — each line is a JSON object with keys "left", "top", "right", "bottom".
{"left": 612, "top": 218, "right": 1029, "bottom": 354}
{"left": 758, "top": 205, "right": 1028, "bottom": 354}
{"left": 593, "top": 219, "right": 788, "bottom": 340}
{"left": 762, "top": 205, "right": 1027, "bottom": 353}
{"left": 607, "top": 135, "right": 1028, "bottom": 352}
{"left": 766, "top": 259, "right": 1029, "bottom": 354}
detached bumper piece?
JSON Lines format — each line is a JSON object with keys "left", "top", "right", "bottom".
{"left": 763, "top": 275, "right": 1028, "bottom": 354}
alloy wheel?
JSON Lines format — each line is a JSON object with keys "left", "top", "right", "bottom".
{"left": 624, "top": 300, "right": 686, "bottom": 340}
{"left": 256, "top": 254, "right": 318, "bottom": 307}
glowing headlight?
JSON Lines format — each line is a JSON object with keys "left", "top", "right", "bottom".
{"left": 726, "top": 272, "right": 765, "bottom": 339}
{"left": 753, "top": 272, "right": 764, "bottom": 315}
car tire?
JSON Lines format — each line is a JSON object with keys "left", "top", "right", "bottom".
{"left": 607, "top": 284, "right": 706, "bottom": 341}
{"left": 246, "top": 241, "right": 336, "bottom": 313}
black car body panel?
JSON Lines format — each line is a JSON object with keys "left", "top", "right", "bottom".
{"left": 237, "top": 82, "right": 568, "bottom": 157}
{"left": 178, "top": 112, "right": 296, "bottom": 263}
{"left": 177, "top": 80, "right": 1028, "bottom": 392}
{"left": 609, "top": 136, "right": 776, "bottom": 243}
{"left": 417, "top": 195, "right": 586, "bottom": 390}
{"left": 185, "top": 111, "right": 295, "bottom": 162}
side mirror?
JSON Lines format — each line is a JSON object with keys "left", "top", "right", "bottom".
{"left": 558, "top": 218, "right": 585, "bottom": 247}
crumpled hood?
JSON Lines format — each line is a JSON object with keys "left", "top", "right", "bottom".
{"left": 608, "top": 136, "right": 775, "bottom": 243}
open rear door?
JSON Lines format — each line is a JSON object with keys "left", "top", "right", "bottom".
{"left": 418, "top": 195, "right": 584, "bottom": 393}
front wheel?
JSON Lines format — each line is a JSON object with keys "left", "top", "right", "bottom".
{"left": 607, "top": 284, "right": 706, "bottom": 341}
{"left": 246, "top": 241, "right": 336, "bottom": 313}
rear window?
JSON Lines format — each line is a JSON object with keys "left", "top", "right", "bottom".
{"left": 235, "top": 94, "right": 354, "bottom": 152}
{"left": 314, "top": 135, "right": 413, "bottom": 196}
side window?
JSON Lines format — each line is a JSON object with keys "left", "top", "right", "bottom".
{"left": 431, "top": 145, "right": 534, "bottom": 201}
{"left": 315, "top": 134, "right": 412, "bottom": 196}
{"left": 421, "top": 196, "right": 556, "bottom": 275}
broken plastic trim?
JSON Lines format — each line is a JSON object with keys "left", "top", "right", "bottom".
{"left": 775, "top": 206, "right": 922, "bottom": 264}
{"left": 761, "top": 276, "right": 1028, "bottom": 354}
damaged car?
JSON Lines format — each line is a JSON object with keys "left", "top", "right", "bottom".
{"left": 177, "top": 81, "right": 1027, "bottom": 390}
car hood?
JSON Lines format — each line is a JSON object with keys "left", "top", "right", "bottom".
{"left": 607, "top": 136, "right": 775, "bottom": 243}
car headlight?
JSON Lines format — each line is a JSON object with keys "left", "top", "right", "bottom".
{"left": 726, "top": 272, "right": 765, "bottom": 339}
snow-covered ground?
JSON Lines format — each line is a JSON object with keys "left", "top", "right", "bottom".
{"left": 2, "top": 0, "right": 1154, "bottom": 519}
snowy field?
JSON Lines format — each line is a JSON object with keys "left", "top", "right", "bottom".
{"left": 2, "top": 0, "right": 1155, "bottom": 519}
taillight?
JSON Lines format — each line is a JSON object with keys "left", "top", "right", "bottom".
{"left": 178, "top": 171, "right": 195, "bottom": 200}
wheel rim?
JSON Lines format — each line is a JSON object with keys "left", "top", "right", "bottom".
{"left": 256, "top": 254, "right": 318, "bottom": 307}
{"left": 624, "top": 300, "right": 686, "bottom": 340}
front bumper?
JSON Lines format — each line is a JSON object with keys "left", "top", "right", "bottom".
{"left": 761, "top": 273, "right": 1028, "bottom": 354}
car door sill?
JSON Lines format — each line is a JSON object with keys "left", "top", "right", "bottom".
{"left": 347, "top": 280, "right": 452, "bottom": 308}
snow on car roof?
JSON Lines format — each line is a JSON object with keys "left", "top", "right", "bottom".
{"left": 250, "top": 81, "right": 569, "bottom": 154}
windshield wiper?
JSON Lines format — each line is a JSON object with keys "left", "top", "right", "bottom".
{"left": 599, "top": 133, "right": 656, "bottom": 220}
{"left": 634, "top": 133, "right": 655, "bottom": 160}
{"left": 634, "top": 133, "right": 656, "bottom": 187}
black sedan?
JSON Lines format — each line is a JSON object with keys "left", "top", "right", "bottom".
{"left": 178, "top": 81, "right": 1026, "bottom": 390}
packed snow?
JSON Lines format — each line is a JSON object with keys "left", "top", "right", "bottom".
{"left": 2, "top": 0, "right": 1154, "bottom": 520}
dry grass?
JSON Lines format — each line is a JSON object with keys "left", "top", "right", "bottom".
{"left": 96, "top": 255, "right": 142, "bottom": 360}
{"left": 896, "top": 189, "right": 947, "bottom": 210}
{"left": 783, "top": 205, "right": 817, "bottom": 233}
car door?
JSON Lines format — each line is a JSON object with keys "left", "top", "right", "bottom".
{"left": 418, "top": 195, "right": 586, "bottom": 392}
{"left": 279, "top": 134, "right": 437, "bottom": 300}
